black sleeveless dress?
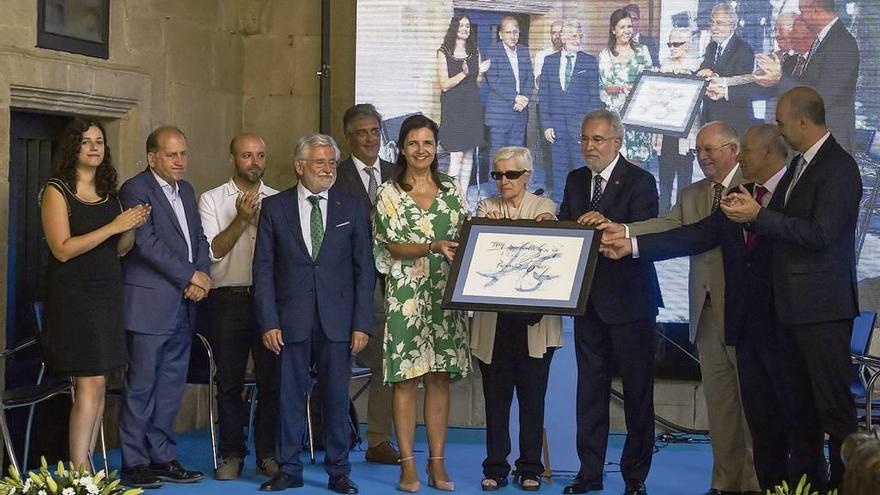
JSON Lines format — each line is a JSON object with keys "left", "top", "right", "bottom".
{"left": 438, "top": 46, "right": 484, "bottom": 152}
{"left": 43, "top": 178, "right": 127, "bottom": 376}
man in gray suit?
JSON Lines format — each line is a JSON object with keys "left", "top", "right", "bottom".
{"left": 334, "top": 103, "right": 401, "bottom": 465}
{"left": 584, "top": 122, "right": 760, "bottom": 495}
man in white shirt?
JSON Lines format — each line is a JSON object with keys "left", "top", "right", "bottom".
{"left": 199, "top": 134, "right": 280, "bottom": 480}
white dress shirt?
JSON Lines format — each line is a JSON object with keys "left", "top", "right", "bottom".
{"left": 504, "top": 44, "right": 521, "bottom": 93}
{"left": 590, "top": 153, "right": 621, "bottom": 201}
{"left": 743, "top": 165, "right": 787, "bottom": 242}
{"left": 352, "top": 155, "right": 382, "bottom": 195}
{"left": 558, "top": 49, "right": 578, "bottom": 90}
{"left": 151, "top": 169, "right": 193, "bottom": 263}
{"left": 199, "top": 178, "right": 278, "bottom": 287}
{"left": 785, "top": 131, "right": 830, "bottom": 203}
{"left": 297, "top": 182, "right": 328, "bottom": 259}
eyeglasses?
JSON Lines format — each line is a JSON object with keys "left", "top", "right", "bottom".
{"left": 490, "top": 170, "right": 529, "bottom": 180}
{"left": 577, "top": 135, "right": 616, "bottom": 145}
{"left": 695, "top": 142, "right": 735, "bottom": 155}
{"left": 667, "top": 41, "right": 687, "bottom": 48}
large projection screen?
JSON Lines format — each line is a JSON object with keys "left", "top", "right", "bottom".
{"left": 356, "top": 0, "right": 880, "bottom": 328}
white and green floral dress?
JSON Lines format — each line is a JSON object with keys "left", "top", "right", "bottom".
{"left": 372, "top": 175, "right": 471, "bottom": 384}
{"left": 598, "top": 43, "right": 654, "bottom": 163}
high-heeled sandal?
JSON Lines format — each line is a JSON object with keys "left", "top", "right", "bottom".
{"left": 426, "top": 456, "right": 455, "bottom": 492}
{"left": 397, "top": 456, "right": 420, "bottom": 493}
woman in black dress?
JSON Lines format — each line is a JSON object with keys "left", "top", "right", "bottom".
{"left": 436, "top": 14, "right": 490, "bottom": 193}
{"left": 41, "top": 119, "right": 150, "bottom": 471}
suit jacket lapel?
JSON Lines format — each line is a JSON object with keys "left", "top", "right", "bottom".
{"left": 596, "top": 155, "right": 626, "bottom": 212}
{"left": 145, "top": 170, "right": 187, "bottom": 242}
{"left": 380, "top": 159, "right": 397, "bottom": 182}
{"left": 281, "top": 190, "right": 311, "bottom": 260}
{"left": 696, "top": 180, "right": 713, "bottom": 218}
{"left": 321, "top": 190, "right": 343, "bottom": 261}
{"left": 342, "top": 159, "right": 370, "bottom": 204}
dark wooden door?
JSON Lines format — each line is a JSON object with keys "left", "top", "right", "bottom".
{"left": 6, "top": 111, "right": 71, "bottom": 468}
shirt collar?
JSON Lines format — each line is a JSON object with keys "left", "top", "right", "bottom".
{"left": 224, "top": 177, "right": 271, "bottom": 197}
{"left": 351, "top": 155, "right": 380, "bottom": 172}
{"left": 802, "top": 131, "right": 831, "bottom": 164}
{"left": 297, "top": 182, "right": 327, "bottom": 202}
{"left": 561, "top": 48, "right": 578, "bottom": 59}
{"left": 758, "top": 165, "right": 787, "bottom": 195}
{"left": 150, "top": 169, "right": 177, "bottom": 194}
{"left": 719, "top": 163, "right": 740, "bottom": 189}
{"left": 504, "top": 43, "right": 518, "bottom": 56}
{"left": 816, "top": 17, "right": 839, "bottom": 43}
{"left": 591, "top": 153, "right": 621, "bottom": 182}
{"left": 717, "top": 32, "right": 735, "bottom": 51}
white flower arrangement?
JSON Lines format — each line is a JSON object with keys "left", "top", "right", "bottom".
{"left": 0, "top": 457, "right": 142, "bottom": 495}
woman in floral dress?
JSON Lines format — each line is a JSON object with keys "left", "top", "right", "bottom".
{"left": 373, "top": 114, "right": 470, "bottom": 492}
{"left": 598, "top": 8, "right": 654, "bottom": 165}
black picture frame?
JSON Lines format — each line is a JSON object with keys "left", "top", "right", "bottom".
{"left": 442, "top": 218, "right": 600, "bottom": 315}
{"left": 37, "top": 0, "right": 110, "bottom": 59}
{"left": 619, "top": 72, "right": 707, "bottom": 138}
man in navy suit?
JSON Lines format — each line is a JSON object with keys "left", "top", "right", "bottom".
{"left": 254, "top": 134, "right": 374, "bottom": 494}
{"left": 484, "top": 16, "right": 534, "bottom": 164}
{"left": 721, "top": 87, "right": 861, "bottom": 491}
{"left": 559, "top": 110, "right": 662, "bottom": 495}
{"left": 599, "top": 124, "right": 824, "bottom": 492}
{"left": 334, "top": 103, "right": 401, "bottom": 465}
{"left": 697, "top": 2, "right": 756, "bottom": 134}
{"left": 118, "top": 126, "right": 211, "bottom": 488}
{"left": 538, "top": 20, "right": 600, "bottom": 204}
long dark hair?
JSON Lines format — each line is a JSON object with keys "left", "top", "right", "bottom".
{"left": 394, "top": 115, "right": 446, "bottom": 192}
{"left": 52, "top": 118, "right": 118, "bottom": 197}
{"left": 607, "top": 9, "right": 636, "bottom": 56}
{"left": 440, "top": 14, "right": 477, "bottom": 57}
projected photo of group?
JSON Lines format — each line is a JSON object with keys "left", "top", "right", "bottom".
{"left": 356, "top": 0, "right": 880, "bottom": 324}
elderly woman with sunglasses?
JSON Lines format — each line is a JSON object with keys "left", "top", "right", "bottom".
{"left": 470, "top": 146, "right": 563, "bottom": 492}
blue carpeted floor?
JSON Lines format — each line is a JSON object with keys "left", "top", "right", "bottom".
{"left": 97, "top": 426, "right": 713, "bottom": 494}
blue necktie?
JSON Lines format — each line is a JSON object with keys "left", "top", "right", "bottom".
{"left": 590, "top": 175, "right": 604, "bottom": 211}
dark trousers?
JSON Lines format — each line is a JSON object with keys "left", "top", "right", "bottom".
{"left": 207, "top": 288, "right": 280, "bottom": 460}
{"left": 549, "top": 127, "right": 582, "bottom": 205}
{"left": 573, "top": 311, "right": 656, "bottom": 486}
{"left": 488, "top": 113, "right": 528, "bottom": 169}
{"left": 277, "top": 321, "right": 352, "bottom": 478}
{"left": 479, "top": 315, "right": 555, "bottom": 478}
{"left": 658, "top": 138, "right": 694, "bottom": 214}
{"left": 119, "top": 306, "right": 193, "bottom": 468}
{"left": 737, "top": 319, "right": 823, "bottom": 491}
{"left": 788, "top": 320, "right": 858, "bottom": 490}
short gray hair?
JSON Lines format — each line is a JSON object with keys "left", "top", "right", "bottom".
{"left": 700, "top": 121, "right": 740, "bottom": 151}
{"left": 493, "top": 146, "right": 533, "bottom": 171}
{"left": 561, "top": 20, "right": 582, "bottom": 35}
{"left": 711, "top": 2, "right": 739, "bottom": 26}
{"left": 582, "top": 109, "right": 624, "bottom": 138}
{"left": 294, "top": 133, "right": 340, "bottom": 162}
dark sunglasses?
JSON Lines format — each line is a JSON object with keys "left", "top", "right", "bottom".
{"left": 490, "top": 170, "right": 529, "bottom": 180}
{"left": 667, "top": 41, "right": 687, "bottom": 48}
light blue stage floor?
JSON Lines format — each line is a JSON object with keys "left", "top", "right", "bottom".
{"left": 98, "top": 426, "right": 713, "bottom": 494}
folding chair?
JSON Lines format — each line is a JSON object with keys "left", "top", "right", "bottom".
{"left": 851, "top": 311, "right": 880, "bottom": 428}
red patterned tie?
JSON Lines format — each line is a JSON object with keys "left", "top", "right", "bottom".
{"left": 745, "top": 186, "right": 768, "bottom": 252}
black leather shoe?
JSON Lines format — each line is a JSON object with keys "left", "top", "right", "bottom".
{"left": 563, "top": 479, "right": 602, "bottom": 494}
{"left": 148, "top": 460, "right": 204, "bottom": 483}
{"left": 259, "top": 473, "right": 304, "bottom": 491}
{"left": 328, "top": 475, "right": 359, "bottom": 494}
{"left": 121, "top": 465, "right": 163, "bottom": 489}
{"left": 624, "top": 481, "right": 648, "bottom": 495}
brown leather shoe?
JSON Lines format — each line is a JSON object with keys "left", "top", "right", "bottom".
{"left": 364, "top": 441, "right": 401, "bottom": 465}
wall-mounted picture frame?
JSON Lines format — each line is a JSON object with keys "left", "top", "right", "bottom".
{"left": 37, "top": 0, "right": 110, "bottom": 59}
{"left": 442, "top": 218, "right": 600, "bottom": 315}
{"left": 619, "top": 72, "right": 707, "bottom": 138}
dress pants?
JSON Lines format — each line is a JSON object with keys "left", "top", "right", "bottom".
{"left": 658, "top": 138, "right": 694, "bottom": 215}
{"left": 488, "top": 112, "right": 528, "bottom": 170}
{"left": 119, "top": 305, "right": 193, "bottom": 467}
{"left": 354, "top": 283, "right": 394, "bottom": 447}
{"left": 479, "top": 314, "right": 555, "bottom": 478}
{"left": 695, "top": 297, "right": 759, "bottom": 492}
{"left": 207, "top": 288, "right": 280, "bottom": 460}
{"left": 549, "top": 125, "right": 582, "bottom": 205}
{"left": 277, "top": 321, "right": 352, "bottom": 478}
{"left": 573, "top": 309, "right": 656, "bottom": 486}
{"left": 736, "top": 316, "right": 822, "bottom": 491}
{"left": 788, "top": 320, "right": 858, "bottom": 490}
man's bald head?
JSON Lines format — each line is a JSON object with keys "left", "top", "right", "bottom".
{"left": 229, "top": 133, "right": 267, "bottom": 185}
{"left": 776, "top": 86, "right": 827, "bottom": 151}
{"left": 740, "top": 124, "right": 788, "bottom": 183}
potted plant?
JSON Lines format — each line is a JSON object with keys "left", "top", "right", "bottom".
{"left": 0, "top": 457, "right": 142, "bottom": 495}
